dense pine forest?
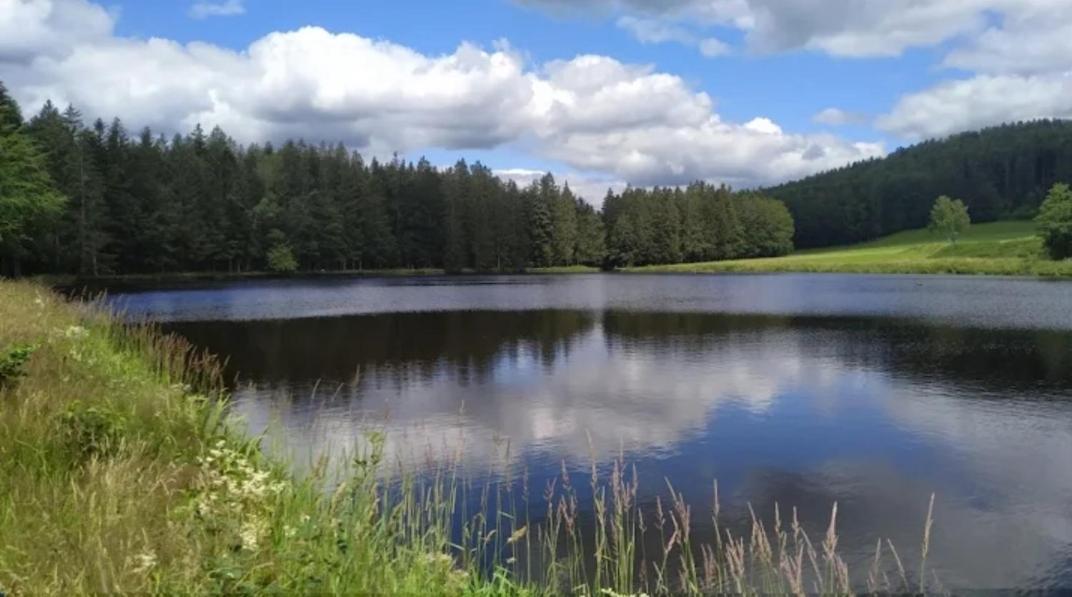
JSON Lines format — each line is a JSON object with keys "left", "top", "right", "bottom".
{"left": 6, "top": 77, "right": 1072, "bottom": 277}
{"left": 769, "top": 120, "right": 1072, "bottom": 248}
{"left": 0, "top": 84, "right": 793, "bottom": 277}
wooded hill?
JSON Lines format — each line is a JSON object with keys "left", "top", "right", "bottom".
{"left": 768, "top": 120, "right": 1072, "bottom": 248}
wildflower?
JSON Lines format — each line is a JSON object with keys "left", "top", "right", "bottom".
{"left": 64, "top": 325, "right": 88, "bottom": 340}
{"left": 240, "top": 521, "right": 263, "bottom": 550}
{"left": 131, "top": 550, "right": 157, "bottom": 573}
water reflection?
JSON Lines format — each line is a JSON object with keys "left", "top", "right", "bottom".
{"left": 164, "top": 307, "right": 1072, "bottom": 589}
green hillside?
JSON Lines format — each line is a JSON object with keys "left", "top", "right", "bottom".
{"left": 768, "top": 120, "right": 1072, "bottom": 248}
{"left": 629, "top": 221, "right": 1072, "bottom": 277}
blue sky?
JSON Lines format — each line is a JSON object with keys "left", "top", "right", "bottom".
{"left": 3, "top": 0, "right": 1070, "bottom": 200}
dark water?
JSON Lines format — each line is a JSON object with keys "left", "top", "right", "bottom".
{"left": 110, "top": 273, "right": 1072, "bottom": 589}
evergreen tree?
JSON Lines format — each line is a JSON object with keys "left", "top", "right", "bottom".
{"left": 0, "top": 95, "right": 65, "bottom": 276}
{"left": 551, "top": 183, "right": 579, "bottom": 265}
{"left": 706, "top": 186, "right": 743, "bottom": 260}
{"left": 526, "top": 177, "right": 554, "bottom": 267}
{"left": 0, "top": 82, "right": 23, "bottom": 130}
{"left": 442, "top": 160, "right": 471, "bottom": 272}
{"left": 574, "top": 201, "right": 606, "bottom": 266}
{"left": 1, "top": 81, "right": 818, "bottom": 276}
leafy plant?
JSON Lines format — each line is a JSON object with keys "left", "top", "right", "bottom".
{"left": 0, "top": 344, "right": 34, "bottom": 388}
{"left": 58, "top": 403, "right": 128, "bottom": 461}
{"left": 266, "top": 243, "right": 298, "bottom": 273}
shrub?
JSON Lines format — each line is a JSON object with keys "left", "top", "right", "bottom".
{"left": 58, "top": 403, "right": 129, "bottom": 461}
{"left": 0, "top": 344, "right": 34, "bottom": 388}
{"left": 1036, "top": 183, "right": 1072, "bottom": 259}
{"left": 266, "top": 244, "right": 298, "bottom": 273}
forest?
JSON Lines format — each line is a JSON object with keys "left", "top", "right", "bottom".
{"left": 769, "top": 120, "right": 1072, "bottom": 247}
{"left": 8, "top": 77, "right": 1072, "bottom": 277}
{"left": 0, "top": 83, "right": 793, "bottom": 277}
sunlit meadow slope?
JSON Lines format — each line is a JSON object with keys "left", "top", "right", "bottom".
{"left": 631, "top": 221, "right": 1072, "bottom": 276}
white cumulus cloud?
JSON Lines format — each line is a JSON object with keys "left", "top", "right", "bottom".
{"left": 522, "top": 0, "right": 1072, "bottom": 142}
{"left": 877, "top": 75, "right": 1072, "bottom": 140}
{"left": 2, "top": 0, "right": 885, "bottom": 189}
{"left": 874, "top": 0, "right": 1072, "bottom": 140}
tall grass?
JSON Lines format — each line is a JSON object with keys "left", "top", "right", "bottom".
{"left": 0, "top": 280, "right": 940, "bottom": 594}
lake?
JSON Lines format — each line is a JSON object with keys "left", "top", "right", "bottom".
{"left": 109, "top": 273, "right": 1072, "bottom": 590}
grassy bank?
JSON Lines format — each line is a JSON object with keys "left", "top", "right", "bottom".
{"left": 0, "top": 280, "right": 934, "bottom": 594}
{"left": 0, "top": 280, "right": 479, "bottom": 594}
{"left": 630, "top": 221, "right": 1072, "bottom": 277}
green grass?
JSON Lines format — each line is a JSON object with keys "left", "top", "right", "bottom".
{"left": 0, "top": 280, "right": 937, "bottom": 594}
{"left": 631, "top": 221, "right": 1072, "bottom": 277}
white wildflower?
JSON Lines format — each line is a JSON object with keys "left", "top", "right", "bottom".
{"left": 131, "top": 550, "right": 157, "bottom": 573}
{"left": 240, "top": 521, "right": 264, "bottom": 550}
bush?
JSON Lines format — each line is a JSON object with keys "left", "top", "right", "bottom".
{"left": 58, "top": 403, "right": 128, "bottom": 461}
{"left": 1036, "top": 183, "right": 1072, "bottom": 259}
{"left": 266, "top": 244, "right": 298, "bottom": 273}
{"left": 0, "top": 344, "right": 34, "bottom": 388}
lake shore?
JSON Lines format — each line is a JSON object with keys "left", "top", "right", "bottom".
{"left": 39, "top": 222, "right": 1072, "bottom": 287}
{"left": 1, "top": 280, "right": 934, "bottom": 594}
{"left": 628, "top": 254, "right": 1072, "bottom": 277}
{"left": 39, "top": 265, "right": 604, "bottom": 291}
{"left": 0, "top": 279, "right": 479, "bottom": 593}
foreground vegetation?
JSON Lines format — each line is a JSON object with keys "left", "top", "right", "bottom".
{"left": 0, "top": 280, "right": 940, "bottom": 594}
{"left": 629, "top": 221, "right": 1072, "bottom": 277}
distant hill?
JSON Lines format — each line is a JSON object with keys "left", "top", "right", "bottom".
{"left": 767, "top": 120, "right": 1072, "bottom": 248}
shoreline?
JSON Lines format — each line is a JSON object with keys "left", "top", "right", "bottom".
{"left": 626, "top": 256, "right": 1072, "bottom": 278}
{"left": 0, "top": 280, "right": 930, "bottom": 594}
{"left": 37, "top": 259, "right": 1072, "bottom": 291}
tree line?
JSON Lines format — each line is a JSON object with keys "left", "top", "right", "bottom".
{"left": 0, "top": 83, "right": 795, "bottom": 277}
{"left": 768, "top": 120, "right": 1072, "bottom": 248}
{"left": 603, "top": 184, "right": 793, "bottom": 267}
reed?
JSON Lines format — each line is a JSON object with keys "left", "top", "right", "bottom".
{"left": 0, "top": 280, "right": 941, "bottom": 594}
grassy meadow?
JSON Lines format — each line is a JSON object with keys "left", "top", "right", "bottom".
{"left": 630, "top": 221, "right": 1072, "bottom": 277}
{"left": 0, "top": 280, "right": 937, "bottom": 594}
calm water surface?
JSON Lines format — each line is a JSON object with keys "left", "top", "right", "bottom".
{"left": 111, "top": 274, "right": 1072, "bottom": 589}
